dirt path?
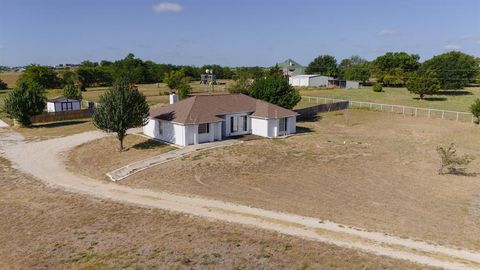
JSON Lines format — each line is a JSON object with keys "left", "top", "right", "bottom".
{"left": 3, "top": 130, "right": 480, "bottom": 270}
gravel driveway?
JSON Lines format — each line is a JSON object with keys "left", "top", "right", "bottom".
{"left": 2, "top": 130, "right": 480, "bottom": 270}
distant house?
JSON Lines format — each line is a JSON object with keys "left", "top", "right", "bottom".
{"left": 289, "top": 74, "right": 360, "bottom": 89}
{"left": 289, "top": 75, "right": 332, "bottom": 87}
{"left": 47, "top": 97, "right": 81, "bottom": 112}
{"left": 276, "top": 59, "right": 306, "bottom": 77}
{"left": 144, "top": 94, "right": 298, "bottom": 146}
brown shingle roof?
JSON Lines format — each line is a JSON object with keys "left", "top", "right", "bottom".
{"left": 149, "top": 94, "right": 298, "bottom": 125}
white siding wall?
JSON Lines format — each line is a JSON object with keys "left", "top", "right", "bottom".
{"left": 309, "top": 76, "right": 332, "bottom": 87}
{"left": 346, "top": 81, "right": 360, "bottom": 89}
{"left": 251, "top": 118, "right": 269, "bottom": 137}
{"left": 143, "top": 118, "right": 187, "bottom": 146}
{"left": 47, "top": 102, "right": 56, "bottom": 112}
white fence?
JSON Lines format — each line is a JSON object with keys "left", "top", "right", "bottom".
{"left": 301, "top": 96, "right": 475, "bottom": 123}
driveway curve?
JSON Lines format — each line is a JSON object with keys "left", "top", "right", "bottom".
{"left": 3, "top": 130, "right": 480, "bottom": 270}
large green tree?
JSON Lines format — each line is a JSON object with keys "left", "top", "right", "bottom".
{"left": 93, "top": 79, "right": 150, "bottom": 151}
{"left": 249, "top": 73, "right": 301, "bottom": 109}
{"left": 338, "top": 56, "right": 371, "bottom": 82}
{"left": 305, "top": 55, "right": 338, "bottom": 77}
{"left": 406, "top": 70, "right": 440, "bottom": 99}
{"left": 372, "top": 52, "right": 420, "bottom": 86}
{"left": 3, "top": 81, "right": 47, "bottom": 126}
{"left": 17, "top": 64, "right": 61, "bottom": 89}
{"left": 420, "top": 51, "right": 479, "bottom": 90}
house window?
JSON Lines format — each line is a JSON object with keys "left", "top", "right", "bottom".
{"left": 158, "top": 121, "right": 163, "bottom": 135}
{"left": 230, "top": 116, "right": 235, "bottom": 133}
{"left": 199, "top": 123, "right": 209, "bottom": 134}
{"left": 242, "top": 116, "right": 248, "bottom": 131}
{"left": 61, "top": 102, "right": 73, "bottom": 111}
{"left": 279, "top": 117, "right": 288, "bottom": 132}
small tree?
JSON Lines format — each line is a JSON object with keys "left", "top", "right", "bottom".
{"left": 3, "top": 81, "right": 47, "bottom": 127}
{"left": 249, "top": 74, "right": 301, "bottom": 109}
{"left": 163, "top": 70, "right": 186, "bottom": 91}
{"left": 177, "top": 81, "right": 191, "bottom": 100}
{"left": 470, "top": 98, "right": 480, "bottom": 124}
{"left": 0, "top": 79, "right": 7, "bottom": 90}
{"left": 406, "top": 70, "right": 440, "bottom": 99}
{"left": 436, "top": 144, "right": 474, "bottom": 175}
{"left": 63, "top": 84, "right": 82, "bottom": 100}
{"left": 227, "top": 71, "right": 251, "bottom": 94}
{"left": 93, "top": 79, "right": 150, "bottom": 151}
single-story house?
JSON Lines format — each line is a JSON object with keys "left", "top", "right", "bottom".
{"left": 289, "top": 75, "right": 333, "bottom": 87}
{"left": 144, "top": 94, "right": 298, "bottom": 146}
{"left": 47, "top": 97, "right": 81, "bottom": 112}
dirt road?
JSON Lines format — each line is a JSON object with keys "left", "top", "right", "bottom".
{"left": 3, "top": 130, "right": 480, "bottom": 270}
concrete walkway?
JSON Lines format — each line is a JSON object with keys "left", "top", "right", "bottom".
{"left": 106, "top": 139, "right": 241, "bottom": 181}
{"left": 0, "top": 120, "right": 9, "bottom": 128}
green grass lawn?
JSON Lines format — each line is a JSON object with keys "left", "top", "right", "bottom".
{"left": 299, "top": 86, "right": 480, "bottom": 112}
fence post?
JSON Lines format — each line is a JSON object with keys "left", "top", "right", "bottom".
{"left": 456, "top": 112, "right": 459, "bottom": 121}
{"left": 391, "top": 105, "right": 394, "bottom": 112}
{"left": 415, "top": 108, "right": 418, "bottom": 117}
{"left": 428, "top": 109, "right": 431, "bottom": 118}
{"left": 442, "top": 111, "right": 445, "bottom": 119}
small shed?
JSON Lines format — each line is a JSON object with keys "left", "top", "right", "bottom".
{"left": 289, "top": 75, "right": 333, "bottom": 87}
{"left": 47, "top": 97, "right": 81, "bottom": 112}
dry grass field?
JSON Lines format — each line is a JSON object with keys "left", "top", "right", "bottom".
{"left": 65, "top": 110, "right": 480, "bottom": 251}
{"left": 14, "top": 120, "right": 96, "bottom": 141}
{"left": 0, "top": 157, "right": 432, "bottom": 270}
{"left": 67, "top": 134, "right": 175, "bottom": 180}
{"left": 0, "top": 72, "right": 21, "bottom": 88}
{"left": 298, "top": 86, "right": 480, "bottom": 112}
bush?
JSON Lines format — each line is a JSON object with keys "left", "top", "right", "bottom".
{"left": 3, "top": 81, "right": 47, "bottom": 127}
{"left": 177, "top": 81, "right": 192, "bottom": 100}
{"left": 0, "top": 79, "right": 7, "bottom": 90}
{"left": 436, "top": 144, "right": 474, "bottom": 175}
{"left": 470, "top": 98, "right": 480, "bottom": 124}
{"left": 372, "top": 84, "right": 383, "bottom": 92}
{"left": 249, "top": 74, "right": 301, "bottom": 109}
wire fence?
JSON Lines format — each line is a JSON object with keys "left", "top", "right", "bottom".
{"left": 301, "top": 96, "right": 476, "bottom": 123}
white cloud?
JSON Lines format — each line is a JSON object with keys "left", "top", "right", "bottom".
{"left": 377, "top": 29, "right": 395, "bottom": 37}
{"left": 444, "top": 44, "right": 461, "bottom": 50}
{"left": 153, "top": 2, "right": 183, "bottom": 13}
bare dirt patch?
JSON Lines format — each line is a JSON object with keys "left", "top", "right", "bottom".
{"left": 67, "top": 134, "right": 176, "bottom": 180}
{"left": 0, "top": 157, "right": 432, "bottom": 270}
{"left": 113, "top": 110, "right": 480, "bottom": 250}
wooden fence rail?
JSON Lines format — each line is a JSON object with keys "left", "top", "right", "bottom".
{"left": 31, "top": 109, "right": 94, "bottom": 124}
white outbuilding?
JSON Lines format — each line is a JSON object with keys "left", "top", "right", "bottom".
{"left": 144, "top": 94, "right": 298, "bottom": 147}
{"left": 47, "top": 97, "right": 81, "bottom": 112}
{"left": 289, "top": 75, "right": 333, "bottom": 87}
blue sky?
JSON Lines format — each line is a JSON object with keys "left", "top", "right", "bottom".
{"left": 1, "top": 0, "right": 479, "bottom": 67}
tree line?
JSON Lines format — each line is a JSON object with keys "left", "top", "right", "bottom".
{"left": 305, "top": 51, "right": 480, "bottom": 90}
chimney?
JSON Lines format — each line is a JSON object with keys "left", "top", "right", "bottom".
{"left": 169, "top": 93, "right": 178, "bottom": 104}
